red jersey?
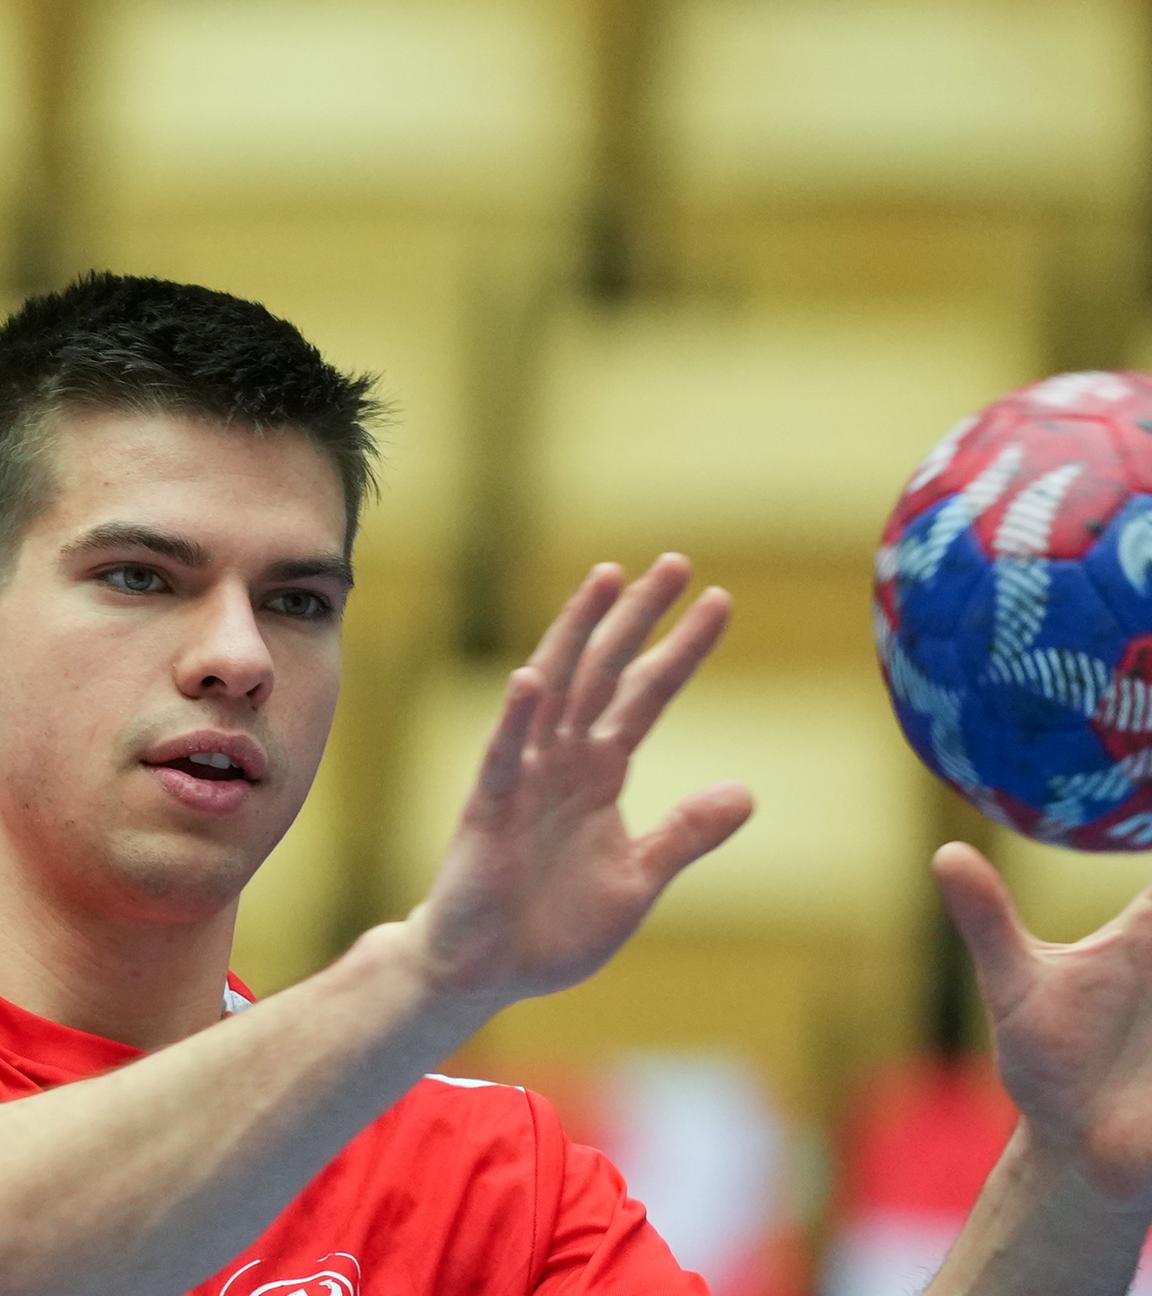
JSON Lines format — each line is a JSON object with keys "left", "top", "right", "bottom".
{"left": 0, "top": 973, "right": 709, "bottom": 1295}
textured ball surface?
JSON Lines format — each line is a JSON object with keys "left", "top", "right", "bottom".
{"left": 874, "top": 370, "right": 1152, "bottom": 851}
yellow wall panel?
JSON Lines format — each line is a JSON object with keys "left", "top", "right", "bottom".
{"left": 526, "top": 296, "right": 1042, "bottom": 556}
{"left": 648, "top": 0, "right": 1150, "bottom": 209}
{"left": 77, "top": 0, "right": 595, "bottom": 213}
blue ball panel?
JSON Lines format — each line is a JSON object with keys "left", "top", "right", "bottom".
{"left": 882, "top": 631, "right": 974, "bottom": 788}
{"left": 892, "top": 498, "right": 991, "bottom": 638}
{"left": 1083, "top": 494, "right": 1152, "bottom": 638}
{"left": 963, "top": 706, "right": 1114, "bottom": 815}
{"left": 957, "top": 560, "right": 1124, "bottom": 691}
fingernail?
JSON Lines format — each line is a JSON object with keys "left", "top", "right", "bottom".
{"left": 509, "top": 667, "right": 536, "bottom": 696}
{"left": 656, "top": 552, "right": 692, "bottom": 573}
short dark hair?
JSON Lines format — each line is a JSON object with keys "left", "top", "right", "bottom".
{"left": 0, "top": 271, "right": 386, "bottom": 580}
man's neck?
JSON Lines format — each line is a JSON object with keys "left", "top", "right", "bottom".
{"left": 0, "top": 871, "right": 239, "bottom": 1052}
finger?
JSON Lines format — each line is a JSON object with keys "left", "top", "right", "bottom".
{"left": 593, "top": 587, "right": 732, "bottom": 752}
{"left": 467, "top": 668, "right": 543, "bottom": 810}
{"left": 931, "top": 841, "right": 1034, "bottom": 1017}
{"left": 526, "top": 563, "right": 624, "bottom": 750}
{"left": 563, "top": 553, "right": 694, "bottom": 736}
{"left": 634, "top": 781, "right": 755, "bottom": 890}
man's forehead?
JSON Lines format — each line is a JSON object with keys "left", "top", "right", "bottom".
{"left": 49, "top": 409, "right": 344, "bottom": 512}
{"left": 32, "top": 413, "right": 350, "bottom": 565}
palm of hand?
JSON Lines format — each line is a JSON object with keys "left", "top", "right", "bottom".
{"left": 406, "top": 557, "right": 754, "bottom": 1009}
{"left": 421, "top": 739, "right": 642, "bottom": 999}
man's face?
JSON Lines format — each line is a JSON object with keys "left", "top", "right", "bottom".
{"left": 0, "top": 410, "right": 349, "bottom": 924}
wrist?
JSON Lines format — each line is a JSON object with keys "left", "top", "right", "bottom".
{"left": 927, "top": 1120, "right": 1152, "bottom": 1296}
{"left": 1012, "top": 1118, "right": 1152, "bottom": 1220}
{"left": 344, "top": 920, "right": 508, "bottom": 1039}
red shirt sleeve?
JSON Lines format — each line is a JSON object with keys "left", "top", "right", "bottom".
{"left": 526, "top": 1088, "right": 712, "bottom": 1295}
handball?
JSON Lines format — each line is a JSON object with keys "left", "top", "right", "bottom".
{"left": 874, "top": 370, "right": 1152, "bottom": 851}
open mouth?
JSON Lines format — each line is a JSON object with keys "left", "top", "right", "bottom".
{"left": 145, "top": 758, "right": 252, "bottom": 783}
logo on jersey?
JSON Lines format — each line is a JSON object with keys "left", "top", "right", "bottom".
{"left": 218, "top": 1251, "right": 361, "bottom": 1295}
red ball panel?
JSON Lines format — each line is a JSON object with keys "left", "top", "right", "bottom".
{"left": 1102, "top": 375, "right": 1152, "bottom": 493}
{"left": 965, "top": 417, "right": 1128, "bottom": 562}
{"left": 881, "top": 406, "right": 1019, "bottom": 546}
{"left": 1092, "top": 632, "right": 1152, "bottom": 764}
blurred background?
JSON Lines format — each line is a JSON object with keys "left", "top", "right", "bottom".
{"left": 4, "top": 0, "right": 1152, "bottom": 1290}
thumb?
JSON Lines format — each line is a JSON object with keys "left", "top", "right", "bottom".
{"left": 932, "top": 840, "right": 1034, "bottom": 1017}
{"left": 635, "top": 781, "right": 756, "bottom": 890}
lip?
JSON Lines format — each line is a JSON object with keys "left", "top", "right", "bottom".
{"left": 140, "top": 730, "right": 268, "bottom": 782}
{"left": 143, "top": 764, "right": 255, "bottom": 816}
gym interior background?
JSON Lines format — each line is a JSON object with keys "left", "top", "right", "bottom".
{"left": 3, "top": 2, "right": 1151, "bottom": 1290}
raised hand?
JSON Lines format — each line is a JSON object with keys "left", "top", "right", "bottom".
{"left": 404, "top": 554, "right": 755, "bottom": 1010}
{"left": 934, "top": 841, "right": 1152, "bottom": 1205}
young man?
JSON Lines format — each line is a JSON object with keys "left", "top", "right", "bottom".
{"left": 0, "top": 272, "right": 754, "bottom": 1294}
{"left": 0, "top": 273, "right": 1148, "bottom": 1296}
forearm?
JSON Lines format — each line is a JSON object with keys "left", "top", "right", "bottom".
{"left": 925, "top": 1121, "right": 1152, "bottom": 1296}
{"left": 0, "top": 923, "right": 495, "bottom": 1296}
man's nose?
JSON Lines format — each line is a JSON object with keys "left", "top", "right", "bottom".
{"left": 172, "top": 586, "right": 275, "bottom": 707}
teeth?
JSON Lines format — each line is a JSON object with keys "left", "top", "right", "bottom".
{"left": 188, "top": 752, "right": 239, "bottom": 770}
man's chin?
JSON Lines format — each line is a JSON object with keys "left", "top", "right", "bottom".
{"left": 93, "top": 832, "right": 260, "bottom": 925}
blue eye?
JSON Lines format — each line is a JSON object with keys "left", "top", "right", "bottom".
{"left": 267, "top": 590, "right": 334, "bottom": 621}
{"left": 100, "top": 565, "right": 166, "bottom": 594}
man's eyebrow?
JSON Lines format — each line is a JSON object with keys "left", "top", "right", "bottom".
{"left": 59, "top": 522, "right": 355, "bottom": 591}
